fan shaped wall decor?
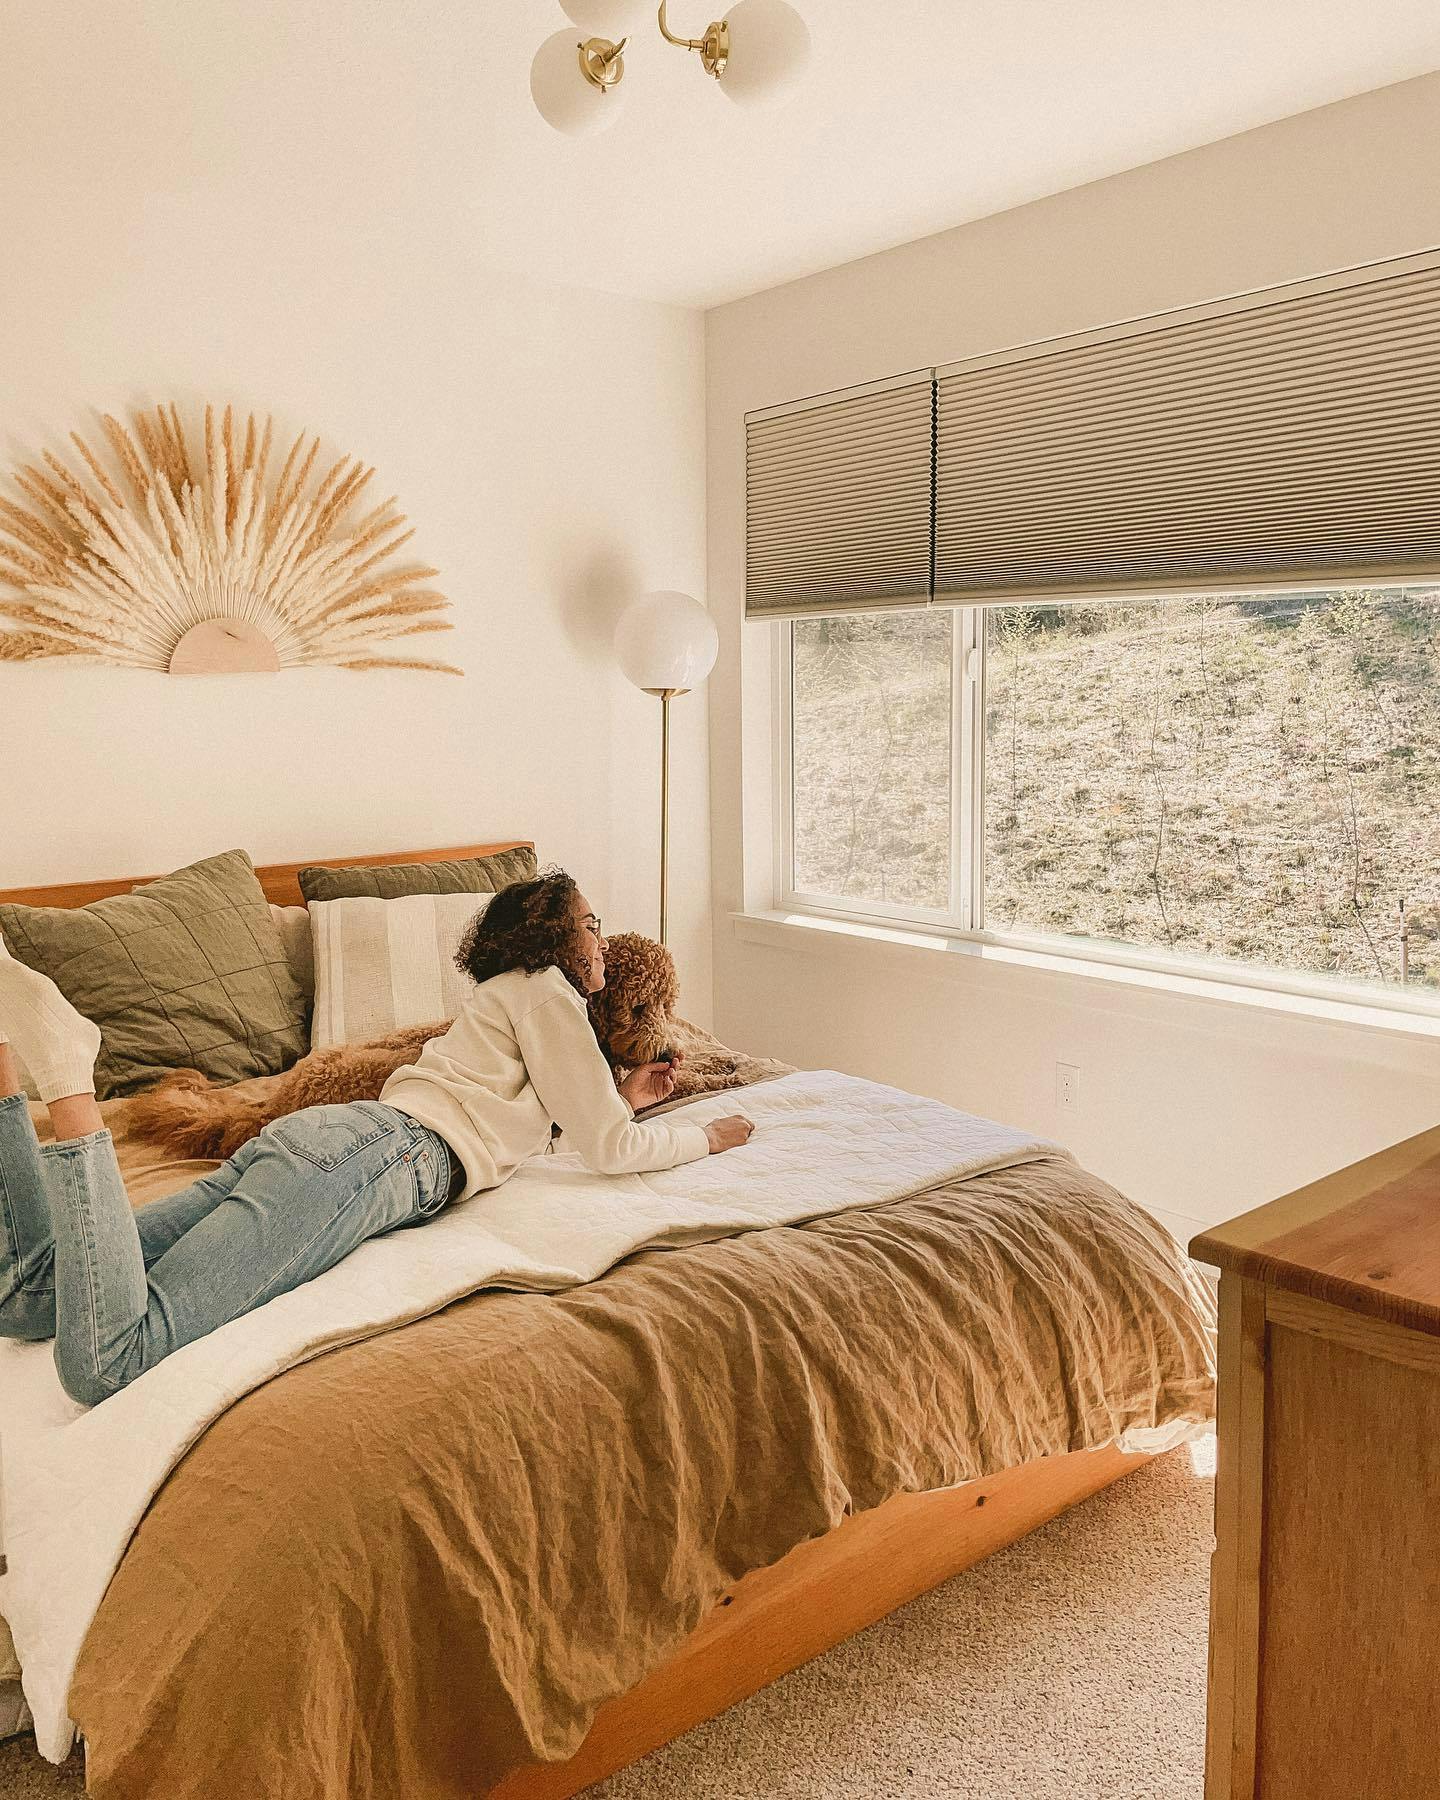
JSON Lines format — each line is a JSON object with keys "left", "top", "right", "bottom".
{"left": 0, "top": 402, "right": 461, "bottom": 675}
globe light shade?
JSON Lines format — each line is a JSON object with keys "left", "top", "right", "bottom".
{"left": 720, "top": 0, "right": 812, "bottom": 107}
{"left": 559, "top": 0, "right": 649, "bottom": 30}
{"left": 530, "top": 29, "right": 627, "bottom": 137}
{"left": 615, "top": 592, "right": 719, "bottom": 694}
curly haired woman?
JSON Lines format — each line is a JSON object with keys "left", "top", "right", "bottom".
{"left": 0, "top": 869, "right": 753, "bottom": 1405}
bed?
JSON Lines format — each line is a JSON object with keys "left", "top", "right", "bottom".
{"left": 0, "top": 843, "right": 1217, "bottom": 1798}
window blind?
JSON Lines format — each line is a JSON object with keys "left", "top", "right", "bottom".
{"left": 933, "top": 249, "right": 1440, "bottom": 602}
{"left": 744, "top": 373, "right": 934, "bottom": 619}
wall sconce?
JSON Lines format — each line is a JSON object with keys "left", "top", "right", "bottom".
{"left": 532, "top": 0, "right": 811, "bottom": 134}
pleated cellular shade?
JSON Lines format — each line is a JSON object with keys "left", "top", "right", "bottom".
{"left": 933, "top": 249, "right": 1440, "bottom": 602}
{"left": 745, "top": 375, "right": 935, "bottom": 618}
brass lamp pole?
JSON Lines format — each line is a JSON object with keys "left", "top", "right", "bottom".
{"left": 648, "top": 684, "right": 686, "bottom": 945}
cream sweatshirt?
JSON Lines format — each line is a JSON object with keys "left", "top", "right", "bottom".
{"left": 378, "top": 964, "right": 711, "bottom": 1198}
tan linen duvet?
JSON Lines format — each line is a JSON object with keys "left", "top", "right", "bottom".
{"left": 24, "top": 1085, "right": 1213, "bottom": 1799}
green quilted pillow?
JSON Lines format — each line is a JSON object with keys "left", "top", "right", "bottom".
{"left": 0, "top": 849, "right": 309, "bottom": 1100}
{"left": 298, "top": 845, "right": 537, "bottom": 904}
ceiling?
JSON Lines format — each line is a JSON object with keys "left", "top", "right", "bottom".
{"left": 10, "top": 1, "right": 1440, "bottom": 310}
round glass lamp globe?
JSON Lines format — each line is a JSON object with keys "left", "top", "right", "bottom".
{"left": 559, "top": 0, "right": 649, "bottom": 29}
{"left": 615, "top": 592, "right": 718, "bottom": 693}
{"left": 720, "top": 0, "right": 812, "bottom": 107}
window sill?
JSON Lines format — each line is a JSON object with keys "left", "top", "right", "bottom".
{"left": 730, "top": 909, "right": 1440, "bottom": 1045}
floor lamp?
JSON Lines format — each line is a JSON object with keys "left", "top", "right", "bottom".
{"left": 615, "top": 592, "right": 719, "bottom": 946}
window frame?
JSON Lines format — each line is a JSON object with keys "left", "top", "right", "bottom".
{"left": 778, "top": 603, "right": 983, "bottom": 933}
{"left": 775, "top": 599, "right": 1440, "bottom": 1028}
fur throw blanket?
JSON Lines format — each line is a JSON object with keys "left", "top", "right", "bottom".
{"left": 127, "top": 933, "right": 793, "bottom": 1163}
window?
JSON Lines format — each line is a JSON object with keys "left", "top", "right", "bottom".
{"left": 784, "top": 585, "right": 1440, "bottom": 998}
{"left": 790, "top": 611, "right": 954, "bottom": 913}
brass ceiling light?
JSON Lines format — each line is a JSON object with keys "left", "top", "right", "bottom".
{"left": 576, "top": 34, "right": 629, "bottom": 93}
{"left": 656, "top": 1, "right": 729, "bottom": 78}
{"left": 532, "top": 0, "right": 811, "bottom": 132}
{"left": 531, "top": 24, "right": 632, "bottom": 134}
{"left": 655, "top": 0, "right": 811, "bottom": 100}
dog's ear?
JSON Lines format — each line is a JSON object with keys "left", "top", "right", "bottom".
{"left": 637, "top": 936, "right": 680, "bottom": 1009}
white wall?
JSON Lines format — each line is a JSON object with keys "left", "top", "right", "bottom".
{"left": 707, "top": 73, "right": 1440, "bottom": 1243}
{"left": 0, "top": 41, "right": 713, "bottom": 1015}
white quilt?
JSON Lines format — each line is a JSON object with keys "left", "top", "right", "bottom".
{"left": 0, "top": 1070, "right": 1062, "bottom": 1763}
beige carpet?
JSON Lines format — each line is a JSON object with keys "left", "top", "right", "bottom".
{"left": 0, "top": 1445, "right": 1212, "bottom": 1799}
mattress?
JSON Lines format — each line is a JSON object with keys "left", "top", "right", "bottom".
{"left": 0, "top": 1057, "right": 795, "bottom": 1745}
{"left": 9, "top": 1070, "right": 1062, "bottom": 1763}
{"left": 76, "top": 1147, "right": 1211, "bottom": 1796}
{"left": 8, "top": 1083, "right": 1216, "bottom": 1794}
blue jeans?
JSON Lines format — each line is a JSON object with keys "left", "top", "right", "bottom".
{"left": 0, "top": 1095, "right": 457, "bottom": 1407}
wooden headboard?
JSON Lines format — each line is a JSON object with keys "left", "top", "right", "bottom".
{"left": 0, "top": 842, "right": 535, "bottom": 911}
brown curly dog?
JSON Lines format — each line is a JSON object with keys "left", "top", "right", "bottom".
{"left": 127, "top": 932, "right": 785, "bottom": 1162}
{"left": 126, "top": 1022, "right": 451, "bottom": 1162}
{"left": 585, "top": 932, "right": 759, "bottom": 1101}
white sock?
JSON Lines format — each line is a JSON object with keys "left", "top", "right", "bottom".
{"left": 0, "top": 938, "right": 103, "bottom": 1102}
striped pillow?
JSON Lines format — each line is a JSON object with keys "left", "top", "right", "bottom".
{"left": 309, "top": 893, "right": 490, "bottom": 1049}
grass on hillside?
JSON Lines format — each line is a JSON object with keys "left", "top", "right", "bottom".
{"left": 792, "top": 590, "right": 1440, "bottom": 993}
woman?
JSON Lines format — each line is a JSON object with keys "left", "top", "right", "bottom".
{"left": 0, "top": 870, "right": 754, "bottom": 1406}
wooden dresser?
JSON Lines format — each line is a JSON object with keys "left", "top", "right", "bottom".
{"left": 1191, "top": 1127, "right": 1440, "bottom": 1800}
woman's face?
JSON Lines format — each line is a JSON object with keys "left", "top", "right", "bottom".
{"left": 572, "top": 892, "right": 607, "bottom": 994}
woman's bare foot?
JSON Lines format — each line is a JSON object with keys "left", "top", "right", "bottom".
{"left": 47, "top": 1093, "right": 105, "bottom": 1138}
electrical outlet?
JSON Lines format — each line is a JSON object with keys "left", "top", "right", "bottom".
{"left": 1056, "top": 1062, "right": 1079, "bottom": 1111}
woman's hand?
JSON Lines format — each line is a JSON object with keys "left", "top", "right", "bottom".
{"left": 619, "top": 1060, "right": 678, "bottom": 1111}
{"left": 705, "top": 1115, "right": 754, "bottom": 1154}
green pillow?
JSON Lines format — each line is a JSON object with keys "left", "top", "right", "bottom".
{"left": 0, "top": 849, "right": 309, "bottom": 1101}
{"left": 298, "top": 845, "right": 537, "bottom": 904}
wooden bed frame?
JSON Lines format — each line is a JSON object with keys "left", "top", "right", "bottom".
{"left": 0, "top": 839, "right": 537, "bottom": 911}
{"left": 1, "top": 841, "right": 1149, "bottom": 1798}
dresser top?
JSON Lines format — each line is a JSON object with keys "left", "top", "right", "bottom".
{"left": 1191, "top": 1125, "right": 1440, "bottom": 1338}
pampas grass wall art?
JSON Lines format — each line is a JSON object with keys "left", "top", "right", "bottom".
{"left": 0, "top": 402, "right": 462, "bottom": 674}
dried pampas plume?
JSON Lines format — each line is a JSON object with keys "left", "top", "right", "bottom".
{"left": 0, "top": 402, "right": 462, "bottom": 674}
